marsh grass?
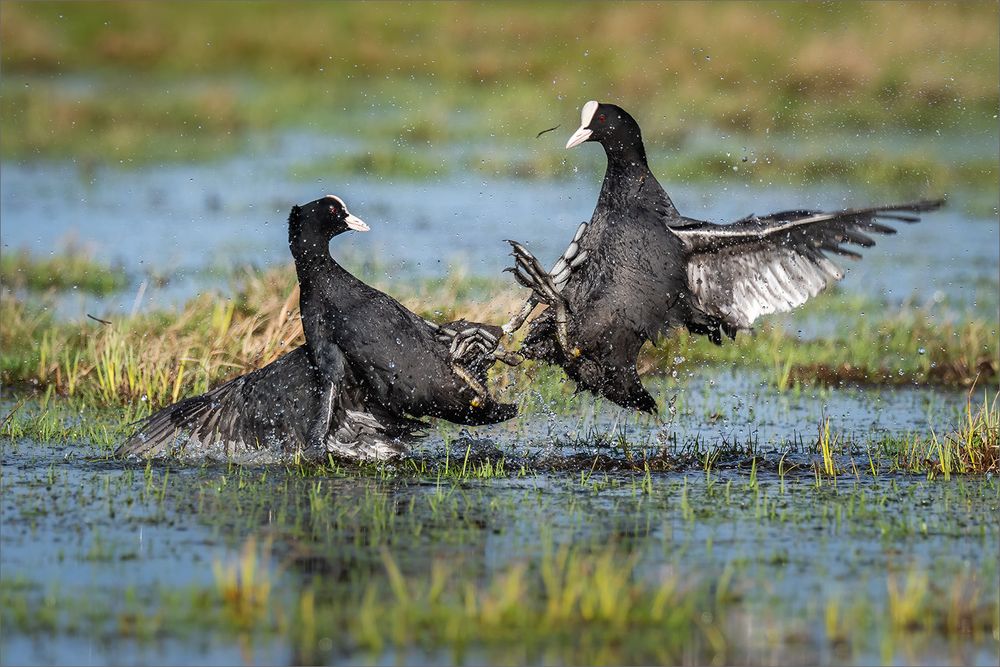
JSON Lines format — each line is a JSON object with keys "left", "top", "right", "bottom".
{"left": 0, "top": 245, "right": 127, "bottom": 295}
{"left": 2, "top": 535, "right": 995, "bottom": 665}
{"left": 1, "top": 2, "right": 997, "bottom": 176}
{"left": 212, "top": 535, "right": 274, "bottom": 630}
{"left": 645, "top": 298, "right": 998, "bottom": 390}
{"left": 341, "top": 543, "right": 705, "bottom": 662}
{"left": 2, "top": 255, "right": 996, "bottom": 410}
{"left": 0, "top": 393, "right": 142, "bottom": 448}
{"left": 886, "top": 391, "right": 1000, "bottom": 477}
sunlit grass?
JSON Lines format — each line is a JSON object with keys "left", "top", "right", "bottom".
{"left": 0, "top": 246, "right": 127, "bottom": 295}
{"left": 645, "top": 300, "right": 998, "bottom": 391}
{"left": 2, "top": 250, "right": 996, "bottom": 412}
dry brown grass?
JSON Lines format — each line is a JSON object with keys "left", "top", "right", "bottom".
{"left": 0, "top": 264, "right": 528, "bottom": 408}
{"left": 2, "top": 261, "right": 996, "bottom": 408}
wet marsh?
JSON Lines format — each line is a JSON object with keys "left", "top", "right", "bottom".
{"left": 3, "top": 135, "right": 999, "bottom": 666}
{"left": 3, "top": 403, "right": 998, "bottom": 664}
{"left": 3, "top": 2, "right": 999, "bottom": 664}
{"left": 2, "top": 250, "right": 998, "bottom": 662}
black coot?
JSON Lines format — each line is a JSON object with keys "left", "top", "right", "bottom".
{"left": 120, "top": 194, "right": 518, "bottom": 462}
{"left": 289, "top": 195, "right": 518, "bottom": 430}
{"left": 505, "top": 101, "right": 944, "bottom": 413}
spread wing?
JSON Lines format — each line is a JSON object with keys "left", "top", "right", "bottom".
{"left": 117, "top": 346, "right": 425, "bottom": 460}
{"left": 671, "top": 199, "right": 943, "bottom": 330}
{"left": 116, "top": 347, "right": 321, "bottom": 458}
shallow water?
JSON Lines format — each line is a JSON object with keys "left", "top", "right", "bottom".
{"left": 492, "top": 367, "right": 971, "bottom": 453}
{"left": 2, "top": 131, "right": 998, "bottom": 664}
{"left": 2, "top": 439, "right": 997, "bottom": 665}
{"left": 3, "top": 369, "right": 998, "bottom": 665}
{"left": 2, "top": 132, "right": 997, "bottom": 318}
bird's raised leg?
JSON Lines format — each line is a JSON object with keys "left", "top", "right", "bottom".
{"left": 505, "top": 240, "right": 575, "bottom": 356}
{"left": 502, "top": 226, "right": 590, "bottom": 337}
{"left": 426, "top": 323, "right": 522, "bottom": 407}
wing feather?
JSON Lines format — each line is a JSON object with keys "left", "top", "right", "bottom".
{"left": 116, "top": 347, "right": 320, "bottom": 459}
{"left": 117, "top": 345, "right": 426, "bottom": 461}
{"left": 673, "top": 199, "right": 943, "bottom": 330}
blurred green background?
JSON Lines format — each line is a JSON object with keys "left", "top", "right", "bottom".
{"left": 2, "top": 1, "right": 997, "bottom": 195}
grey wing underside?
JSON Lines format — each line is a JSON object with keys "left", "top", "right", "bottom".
{"left": 116, "top": 346, "right": 423, "bottom": 462}
{"left": 671, "top": 199, "right": 943, "bottom": 330}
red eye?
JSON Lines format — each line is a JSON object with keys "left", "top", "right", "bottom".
{"left": 598, "top": 114, "right": 606, "bottom": 123}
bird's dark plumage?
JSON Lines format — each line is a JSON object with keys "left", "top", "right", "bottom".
{"left": 116, "top": 346, "right": 421, "bottom": 461}
{"left": 290, "top": 196, "right": 517, "bottom": 427}
{"left": 120, "top": 193, "right": 516, "bottom": 461}
{"left": 514, "top": 101, "right": 944, "bottom": 413}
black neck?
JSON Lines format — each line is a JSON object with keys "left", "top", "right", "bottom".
{"left": 597, "top": 141, "right": 651, "bottom": 207}
{"left": 597, "top": 135, "right": 677, "bottom": 215}
{"left": 287, "top": 209, "right": 371, "bottom": 332}
{"left": 601, "top": 130, "right": 649, "bottom": 168}
{"left": 289, "top": 210, "right": 338, "bottom": 285}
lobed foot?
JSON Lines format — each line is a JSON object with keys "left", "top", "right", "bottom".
{"left": 504, "top": 240, "right": 574, "bottom": 355}
{"left": 426, "top": 320, "right": 523, "bottom": 407}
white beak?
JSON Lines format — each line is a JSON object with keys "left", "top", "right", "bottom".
{"left": 345, "top": 213, "right": 370, "bottom": 232}
{"left": 565, "top": 125, "right": 592, "bottom": 149}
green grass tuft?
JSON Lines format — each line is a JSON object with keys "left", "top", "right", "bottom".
{"left": 2, "top": 253, "right": 996, "bottom": 409}
{"left": 0, "top": 246, "right": 127, "bottom": 295}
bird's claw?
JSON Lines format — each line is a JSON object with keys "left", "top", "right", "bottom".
{"left": 449, "top": 327, "right": 499, "bottom": 366}
{"left": 433, "top": 319, "right": 526, "bottom": 407}
{"left": 505, "top": 240, "right": 564, "bottom": 307}
{"left": 504, "top": 239, "right": 574, "bottom": 355}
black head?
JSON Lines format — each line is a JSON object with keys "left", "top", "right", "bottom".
{"left": 294, "top": 194, "right": 370, "bottom": 238}
{"left": 565, "top": 101, "right": 645, "bottom": 159}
